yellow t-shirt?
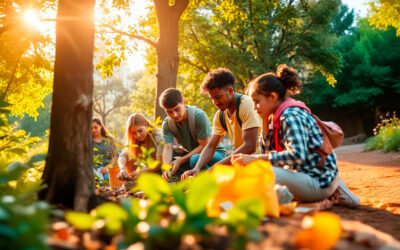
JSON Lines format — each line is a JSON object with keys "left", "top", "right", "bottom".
{"left": 212, "top": 95, "right": 261, "bottom": 150}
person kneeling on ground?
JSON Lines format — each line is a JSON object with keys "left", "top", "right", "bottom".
{"left": 92, "top": 118, "right": 118, "bottom": 181}
{"left": 181, "top": 68, "right": 260, "bottom": 180}
{"left": 231, "top": 64, "right": 360, "bottom": 208}
{"left": 160, "top": 88, "right": 227, "bottom": 181}
{"left": 118, "top": 113, "right": 164, "bottom": 180}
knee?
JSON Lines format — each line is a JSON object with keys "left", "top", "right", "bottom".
{"left": 189, "top": 154, "right": 200, "bottom": 168}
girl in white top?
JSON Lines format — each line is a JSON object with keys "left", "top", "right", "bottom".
{"left": 118, "top": 113, "right": 163, "bottom": 179}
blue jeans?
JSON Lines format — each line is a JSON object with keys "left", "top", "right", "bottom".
{"left": 94, "top": 165, "right": 109, "bottom": 181}
{"left": 189, "top": 150, "right": 227, "bottom": 170}
{"left": 171, "top": 150, "right": 227, "bottom": 180}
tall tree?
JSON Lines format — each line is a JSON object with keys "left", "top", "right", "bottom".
{"left": 302, "top": 19, "right": 400, "bottom": 130}
{"left": 39, "top": 0, "right": 96, "bottom": 211}
{"left": 178, "top": 0, "right": 342, "bottom": 88}
{"left": 96, "top": 0, "right": 190, "bottom": 119}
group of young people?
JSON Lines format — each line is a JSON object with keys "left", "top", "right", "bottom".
{"left": 91, "top": 65, "right": 360, "bottom": 207}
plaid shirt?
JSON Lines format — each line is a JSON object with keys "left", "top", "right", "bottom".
{"left": 260, "top": 107, "right": 338, "bottom": 188}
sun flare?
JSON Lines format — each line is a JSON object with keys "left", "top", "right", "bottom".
{"left": 23, "top": 9, "right": 41, "bottom": 29}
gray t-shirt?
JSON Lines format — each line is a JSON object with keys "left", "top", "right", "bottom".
{"left": 162, "top": 107, "right": 226, "bottom": 153}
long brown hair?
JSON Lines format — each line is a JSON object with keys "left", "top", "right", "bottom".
{"left": 92, "top": 117, "right": 109, "bottom": 138}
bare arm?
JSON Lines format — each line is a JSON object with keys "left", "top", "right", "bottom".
{"left": 217, "top": 127, "right": 259, "bottom": 165}
{"left": 193, "top": 134, "right": 223, "bottom": 171}
{"left": 231, "top": 153, "right": 269, "bottom": 165}
{"left": 162, "top": 143, "right": 173, "bottom": 165}
{"left": 180, "top": 134, "right": 223, "bottom": 180}
{"left": 177, "top": 137, "right": 209, "bottom": 164}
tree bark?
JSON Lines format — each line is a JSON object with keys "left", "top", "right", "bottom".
{"left": 153, "top": 0, "right": 189, "bottom": 120}
{"left": 39, "top": 0, "right": 97, "bottom": 212}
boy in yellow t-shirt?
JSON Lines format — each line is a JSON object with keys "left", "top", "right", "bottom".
{"left": 181, "top": 68, "right": 260, "bottom": 180}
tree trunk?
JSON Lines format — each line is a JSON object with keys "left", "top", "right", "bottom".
{"left": 39, "top": 0, "right": 97, "bottom": 212}
{"left": 154, "top": 0, "right": 189, "bottom": 120}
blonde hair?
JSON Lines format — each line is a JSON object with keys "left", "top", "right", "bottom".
{"left": 124, "top": 113, "right": 155, "bottom": 155}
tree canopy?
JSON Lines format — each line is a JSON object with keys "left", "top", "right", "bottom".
{"left": 0, "top": 0, "right": 54, "bottom": 117}
{"left": 369, "top": 0, "right": 400, "bottom": 36}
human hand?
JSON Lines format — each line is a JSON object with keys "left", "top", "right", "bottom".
{"left": 99, "top": 167, "right": 108, "bottom": 174}
{"left": 117, "top": 169, "right": 127, "bottom": 180}
{"left": 162, "top": 170, "right": 170, "bottom": 181}
{"left": 230, "top": 153, "right": 257, "bottom": 166}
{"left": 181, "top": 168, "right": 199, "bottom": 181}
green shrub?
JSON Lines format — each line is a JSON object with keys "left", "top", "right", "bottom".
{"left": 66, "top": 172, "right": 264, "bottom": 249}
{"left": 365, "top": 113, "right": 400, "bottom": 152}
{"left": 0, "top": 95, "right": 50, "bottom": 249}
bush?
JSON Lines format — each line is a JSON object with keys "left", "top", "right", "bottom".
{"left": 0, "top": 95, "right": 50, "bottom": 249}
{"left": 365, "top": 113, "right": 400, "bottom": 152}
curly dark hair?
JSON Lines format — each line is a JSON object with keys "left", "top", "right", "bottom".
{"left": 200, "top": 68, "right": 236, "bottom": 93}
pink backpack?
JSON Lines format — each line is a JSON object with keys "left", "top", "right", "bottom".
{"left": 273, "top": 98, "right": 344, "bottom": 167}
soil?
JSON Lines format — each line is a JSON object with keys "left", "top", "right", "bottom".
{"left": 329, "top": 144, "right": 400, "bottom": 240}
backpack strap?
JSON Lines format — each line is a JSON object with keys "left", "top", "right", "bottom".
{"left": 187, "top": 106, "right": 197, "bottom": 141}
{"left": 219, "top": 110, "right": 228, "bottom": 131}
{"left": 219, "top": 93, "right": 243, "bottom": 131}
{"left": 167, "top": 117, "right": 179, "bottom": 144}
{"left": 235, "top": 94, "right": 243, "bottom": 127}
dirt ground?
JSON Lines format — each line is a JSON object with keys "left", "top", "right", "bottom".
{"left": 329, "top": 144, "right": 400, "bottom": 241}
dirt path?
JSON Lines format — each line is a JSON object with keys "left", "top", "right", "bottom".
{"left": 329, "top": 144, "right": 400, "bottom": 240}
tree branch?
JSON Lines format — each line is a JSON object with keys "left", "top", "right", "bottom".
{"left": 99, "top": 23, "right": 158, "bottom": 49}
{"left": 4, "top": 51, "right": 23, "bottom": 97}
{"left": 181, "top": 57, "right": 209, "bottom": 73}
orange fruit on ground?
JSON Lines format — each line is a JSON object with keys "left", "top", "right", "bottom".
{"left": 295, "top": 212, "right": 342, "bottom": 250}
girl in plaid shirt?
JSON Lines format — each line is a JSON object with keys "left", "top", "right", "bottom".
{"left": 232, "top": 65, "right": 359, "bottom": 207}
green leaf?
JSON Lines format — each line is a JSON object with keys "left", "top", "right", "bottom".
{"left": 27, "top": 154, "right": 47, "bottom": 165}
{"left": 104, "top": 219, "right": 123, "bottom": 235}
{"left": 0, "top": 207, "right": 11, "bottom": 220}
{"left": 227, "top": 198, "right": 264, "bottom": 228}
{"left": 135, "top": 173, "right": 171, "bottom": 202}
{"left": 65, "top": 211, "right": 96, "bottom": 230}
{"left": 0, "top": 224, "right": 17, "bottom": 239}
{"left": 95, "top": 202, "right": 128, "bottom": 221}
{"left": 247, "top": 227, "right": 262, "bottom": 242}
{"left": 186, "top": 172, "right": 218, "bottom": 215}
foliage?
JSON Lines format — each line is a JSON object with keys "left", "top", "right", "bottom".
{"left": 302, "top": 19, "right": 400, "bottom": 114}
{"left": 129, "top": 72, "right": 157, "bottom": 119}
{"left": 365, "top": 112, "right": 400, "bottom": 152}
{"left": 66, "top": 167, "right": 271, "bottom": 249}
{"left": 178, "top": 0, "right": 343, "bottom": 88}
{"left": 8, "top": 94, "right": 51, "bottom": 137}
{"left": 0, "top": 95, "right": 49, "bottom": 249}
{"left": 0, "top": 0, "right": 54, "bottom": 117}
{"left": 0, "top": 196, "right": 50, "bottom": 250}
{"left": 369, "top": 0, "right": 400, "bottom": 36}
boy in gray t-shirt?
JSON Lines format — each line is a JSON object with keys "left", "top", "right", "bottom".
{"left": 160, "top": 88, "right": 226, "bottom": 181}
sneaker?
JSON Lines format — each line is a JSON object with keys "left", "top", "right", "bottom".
{"left": 337, "top": 180, "right": 360, "bottom": 208}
